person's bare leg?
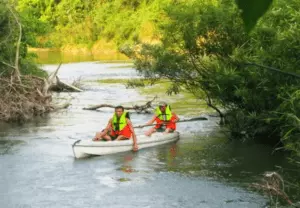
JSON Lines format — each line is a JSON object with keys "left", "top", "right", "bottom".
{"left": 145, "top": 127, "right": 156, "bottom": 136}
{"left": 93, "top": 131, "right": 103, "bottom": 141}
{"left": 163, "top": 128, "right": 174, "bottom": 134}
{"left": 163, "top": 128, "right": 171, "bottom": 134}
{"left": 93, "top": 131, "right": 112, "bottom": 141}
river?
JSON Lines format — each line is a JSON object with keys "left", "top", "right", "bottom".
{"left": 0, "top": 59, "right": 298, "bottom": 207}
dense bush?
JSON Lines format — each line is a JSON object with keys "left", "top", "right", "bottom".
{"left": 16, "top": 0, "right": 167, "bottom": 47}
{"left": 0, "top": 1, "right": 46, "bottom": 77}
{"left": 122, "top": 0, "right": 300, "bottom": 156}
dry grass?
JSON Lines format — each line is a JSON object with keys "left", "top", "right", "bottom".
{"left": 251, "top": 172, "right": 295, "bottom": 206}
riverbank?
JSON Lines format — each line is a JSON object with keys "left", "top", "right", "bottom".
{"left": 29, "top": 42, "right": 129, "bottom": 64}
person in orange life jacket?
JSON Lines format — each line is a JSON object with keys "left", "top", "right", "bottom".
{"left": 144, "top": 102, "right": 179, "bottom": 136}
{"left": 93, "top": 106, "right": 138, "bottom": 151}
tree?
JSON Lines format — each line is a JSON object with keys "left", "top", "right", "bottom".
{"left": 121, "top": 0, "right": 300, "bottom": 155}
{"left": 0, "top": 2, "right": 22, "bottom": 82}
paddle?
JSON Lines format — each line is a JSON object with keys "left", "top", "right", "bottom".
{"left": 133, "top": 116, "right": 208, "bottom": 128}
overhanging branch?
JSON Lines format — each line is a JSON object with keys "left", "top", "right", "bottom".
{"left": 244, "top": 62, "right": 300, "bottom": 79}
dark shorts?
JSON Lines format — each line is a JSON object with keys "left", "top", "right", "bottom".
{"left": 111, "top": 136, "right": 130, "bottom": 141}
{"left": 155, "top": 127, "right": 175, "bottom": 133}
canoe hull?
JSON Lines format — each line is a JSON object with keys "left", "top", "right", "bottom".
{"left": 72, "top": 132, "right": 180, "bottom": 159}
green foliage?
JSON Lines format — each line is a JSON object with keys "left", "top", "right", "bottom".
{"left": 0, "top": 2, "right": 46, "bottom": 77}
{"left": 123, "top": 0, "right": 300, "bottom": 158}
{"left": 236, "top": 0, "right": 274, "bottom": 31}
{"left": 18, "top": 5, "right": 50, "bottom": 47}
{"left": 15, "top": 0, "right": 278, "bottom": 48}
{"left": 16, "top": 0, "right": 170, "bottom": 47}
{"left": 276, "top": 90, "right": 300, "bottom": 157}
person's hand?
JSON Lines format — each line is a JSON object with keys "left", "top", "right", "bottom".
{"left": 133, "top": 143, "right": 138, "bottom": 152}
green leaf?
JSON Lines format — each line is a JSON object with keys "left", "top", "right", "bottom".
{"left": 235, "top": 0, "right": 273, "bottom": 32}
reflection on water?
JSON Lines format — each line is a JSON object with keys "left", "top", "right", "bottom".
{"left": 0, "top": 62, "right": 298, "bottom": 207}
{"left": 0, "top": 140, "right": 25, "bottom": 155}
{"left": 32, "top": 49, "right": 128, "bottom": 64}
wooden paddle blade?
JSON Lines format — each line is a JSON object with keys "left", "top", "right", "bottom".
{"left": 134, "top": 125, "right": 144, "bottom": 128}
{"left": 187, "top": 117, "right": 208, "bottom": 121}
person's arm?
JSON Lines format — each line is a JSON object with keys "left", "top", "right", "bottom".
{"left": 145, "top": 116, "right": 156, "bottom": 125}
{"left": 127, "top": 119, "right": 138, "bottom": 151}
{"left": 172, "top": 112, "right": 180, "bottom": 123}
{"left": 102, "top": 119, "right": 112, "bottom": 134}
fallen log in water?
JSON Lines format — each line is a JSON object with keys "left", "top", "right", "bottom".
{"left": 50, "top": 77, "right": 83, "bottom": 92}
{"left": 50, "top": 102, "right": 72, "bottom": 111}
{"left": 83, "top": 97, "right": 157, "bottom": 113}
{"left": 46, "top": 64, "right": 83, "bottom": 93}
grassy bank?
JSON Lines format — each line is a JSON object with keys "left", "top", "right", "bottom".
{"left": 29, "top": 46, "right": 129, "bottom": 64}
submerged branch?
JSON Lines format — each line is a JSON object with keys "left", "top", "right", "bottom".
{"left": 203, "top": 90, "right": 225, "bottom": 124}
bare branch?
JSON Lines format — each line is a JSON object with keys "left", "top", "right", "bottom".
{"left": 244, "top": 62, "right": 300, "bottom": 79}
{"left": 1, "top": 61, "right": 15, "bottom": 69}
{"left": 55, "top": 76, "right": 83, "bottom": 92}
{"left": 48, "top": 63, "right": 62, "bottom": 84}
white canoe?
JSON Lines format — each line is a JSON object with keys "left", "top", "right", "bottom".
{"left": 72, "top": 132, "right": 180, "bottom": 159}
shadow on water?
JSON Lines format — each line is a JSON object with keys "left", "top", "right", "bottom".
{"left": 0, "top": 140, "right": 26, "bottom": 155}
{"left": 0, "top": 115, "right": 51, "bottom": 137}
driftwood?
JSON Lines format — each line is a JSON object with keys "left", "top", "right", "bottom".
{"left": 50, "top": 102, "right": 71, "bottom": 111}
{"left": 0, "top": 62, "right": 81, "bottom": 122}
{"left": 50, "top": 77, "right": 83, "bottom": 92}
{"left": 0, "top": 4, "right": 80, "bottom": 122}
{"left": 45, "top": 64, "right": 83, "bottom": 93}
{"left": 83, "top": 97, "right": 157, "bottom": 113}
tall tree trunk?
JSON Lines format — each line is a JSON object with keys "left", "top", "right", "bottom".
{"left": 7, "top": 4, "right": 22, "bottom": 83}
